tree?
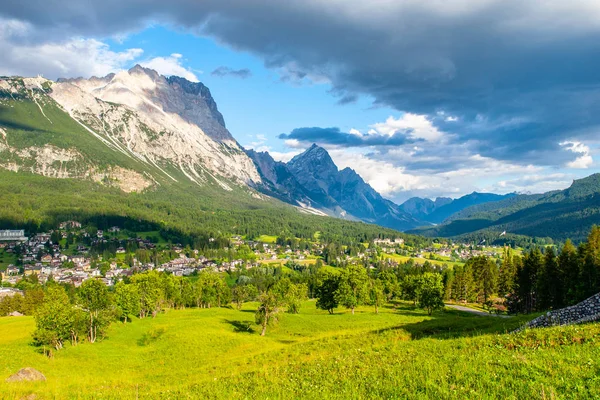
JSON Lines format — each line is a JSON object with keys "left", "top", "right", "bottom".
{"left": 369, "top": 278, "right": 386, "bottom": 314}
{"left": 232, "top": 284, "right": 258, "bottom": 310}
{"left": 78, "top": 279, "right": 112, "bottom": 343}
{"left": 378, "top": 270, "right": 399, "bottom": 301}
{"left": 315, "top": 272, "right": 340, "bottom": 314}
{"left": 255, "top": 291, "right": 285, "bottom": 336}
{"left": 401, "top": 275, "right": 420, "bottom": 306}
{"left": 335, "top": 265, "right": 369, "bottom": 315}
{"left": 559, "top": 239, "right": 579, "bottom": 305}
{"left": 32, "top": 286, "right": 75, "bottom": 355}
{"left": 131, "top": 271, "right": 163, "bottom": 318}
{"left": 537, "top": 247, "right": 562, "bottom": 310}
{"left": 114, "top": 281, "right": 140, "bottom": 323}
{"left": 514, "top": 248, "right": 543, "bottom": 313}
{"left": 498, "top": 248, "right": 517, "bottom": 297}
{"left": 284, "top": 282, "right": 308, "bottom": 314}
{"left": 416, "top": 273, "right": 444, "bottom": 315}
{"left": 469, "top": 256, "right": 497, "bottom": 304}
{"left": 580, "top": 226, "right": 600, "bottom": 299}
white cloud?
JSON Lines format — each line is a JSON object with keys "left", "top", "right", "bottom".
{"left": 140, "top": 53, "right": 199, "bottom": 82}
{"left": 487, "top": 173, "right": 573, "bottom": 194}
{"left": 245, "top": 134, "right": 269, "bottom": 150}
{"left": 0, "top": 19, "right": 143, "bottom": 79}
{"left": 560, "top": 141, "right": 593, "bottom": 169}
{"left": 283, "top": 139, "right": 305, "bottom": 149}
{"left": 371, "top": 113, "right": 445, "bottom": 142}
{"left": 328, "top": 149, "right": 429, "bottom": 196}
{"left": 270, "top": 150, "right": 302, "bottom": 162}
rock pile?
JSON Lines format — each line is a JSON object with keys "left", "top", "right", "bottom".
{"left": 6, "top": 368, "right": 46, "bottom": 382}
{"left": 515, "top": 292, "right": 600, "bottom": 331}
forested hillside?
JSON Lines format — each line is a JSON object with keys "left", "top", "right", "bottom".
{"left": 410, "top": 174, "right": 600, "bottom": 242}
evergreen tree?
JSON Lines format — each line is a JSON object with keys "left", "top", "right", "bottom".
{"left": 537, "top": 247, "right": 562, "bottom": 310}
{"left": 559, "top": 239, "right": 579, "bottom": 305}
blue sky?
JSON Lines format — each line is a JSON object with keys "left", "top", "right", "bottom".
{"left": 107, "top": 26, "right": 399, "bottom": 156}
{"left": 0, "top": 1, "right": 599, "bottom": 203}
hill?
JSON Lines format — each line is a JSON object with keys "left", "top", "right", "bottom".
{"left": 400, "top": 193, "right": 514, "bottom": 224}
{"left": 410, "top": 174, "right": 600, "bottom": 242}
{"left": 2, "top": 302, "right": 599, "bottom": 399}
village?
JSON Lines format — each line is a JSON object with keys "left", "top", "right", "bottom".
{"left": 0, "top": 224, "right": 505, "bottom": 290}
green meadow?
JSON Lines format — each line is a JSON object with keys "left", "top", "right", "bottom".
{"left": 1, "top": 302, "right": 599, "bottom": 399}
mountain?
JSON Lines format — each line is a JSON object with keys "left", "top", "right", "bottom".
{"left": 0, "top": 66, "right": 261, "bottom": 194}
{"left": 398, "top": 197, "right": 451, "bottom": 221}
{"left": 410, "top": 174, "right": 600, "bottom": 242}
{"left": 248, "top": 144, "right": 420, "bottom": 231}
{"left": 244, "top": 149, "right": 324, "bottom": 214}
{"left": 399, "top": 193, "right": 513, "bottom": 224}
{"left": 0, "top": 70, "right": 416, "bottom": 243}
{"left": 423, "top": 192, "right": 515, "bottom": 224}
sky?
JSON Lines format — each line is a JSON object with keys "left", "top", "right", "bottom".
{"left": 1, "top": 0, "right": 599, "bottom": 203}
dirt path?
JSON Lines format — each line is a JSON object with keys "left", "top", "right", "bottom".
{"left": 445, "top": 304, "right": 511, "bottom": 318}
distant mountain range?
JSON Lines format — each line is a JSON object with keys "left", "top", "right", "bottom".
{"left": 409, "top": 174, "right": 600, "bottom": 242}
{"left": 398, "top": 193, "right": 514, "bottom": 224}
{"left": 246, "top": 144, "right": 517, "bottom": 232}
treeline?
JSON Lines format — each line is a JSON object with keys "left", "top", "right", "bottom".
{"left": 504, "top": 226, "right": 600, "bottom": 313}
{"left": 442, "top": 226, "right": 600, "bottom": 314}
{"left": 314, "top": 265, "right": 445, "bottom": 316}
{"left": 15, "top": 270, "right": 236, "bottom": 356}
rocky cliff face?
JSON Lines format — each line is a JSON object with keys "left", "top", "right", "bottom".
{"left": 0, "top": 67, "right": 262, "bottom": 193}
{"left": 51, "top": 65, "right": 260, "bottom": 188}
{"left": 245, "top": 149, "right": 313, "bottom": 205}
{"left": 248, "top": 144, "right": 420, "bottom": 230}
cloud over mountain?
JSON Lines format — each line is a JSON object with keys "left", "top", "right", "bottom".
{"left": 2, "top": 0, "right": 599, "bottom": 168}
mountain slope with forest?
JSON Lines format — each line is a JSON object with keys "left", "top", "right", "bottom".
{"left": 410, "top": 174, "right": 600, "bottom": 242}
{"left": 0, "top": 70, "right": 425, "bottom": 243}
{"left": 399, "top": 193, "right": 514, "bottom": 224}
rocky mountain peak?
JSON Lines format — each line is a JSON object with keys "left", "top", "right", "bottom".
{"left": 288, "top": 143, "right": 337, "bottom": 173}
{"left": 128, "top": 64, "right": 160, "bottom": 79}
{"left": 166, "top": 76, "right": 226, "bottom": 128}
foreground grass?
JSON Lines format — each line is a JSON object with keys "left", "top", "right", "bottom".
{"left": 1, "top": 301, "right": 599, "bottom": 399}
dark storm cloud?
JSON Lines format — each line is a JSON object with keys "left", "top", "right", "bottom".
{"left": 2, "top": 0, "right": 600, "bottom": 167}
{"left": 211, "top": 66, "right": 252, "bottom": 79}
{"left": 279, "top": 127, "right": 418, "bottom": 147}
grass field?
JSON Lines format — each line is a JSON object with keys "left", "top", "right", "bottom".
{"left": 0, "top": 249, "right": 17, "bottom": 271}
{"left": 257, "top": 235, "right": 278, "bottom": 244}
{"left": 384, "top": 252, "right": 465, "bottom": 268}
{"left": 1, "top": 301, "right": 599, "bottom": 399}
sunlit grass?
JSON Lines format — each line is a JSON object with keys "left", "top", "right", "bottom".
{"left": 1, "top": 301, "right": 598, "bottom": 399}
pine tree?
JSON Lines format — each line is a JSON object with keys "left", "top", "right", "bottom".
{"left": 558, "top": 239, "right": 579, "bottom": 305}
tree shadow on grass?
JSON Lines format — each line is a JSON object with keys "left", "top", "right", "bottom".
{"left": 372, "top": 310, "right": 532, "bottom": 340}
{"left": 223, "top": 319, "right": 256, "bottom": 334}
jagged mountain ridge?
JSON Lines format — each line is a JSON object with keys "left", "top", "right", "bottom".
{"left": 248, "top": 144, "right": 420, "bottom": 231}
{"left": 0, "top": 66, "right": 261, "bottom": 192}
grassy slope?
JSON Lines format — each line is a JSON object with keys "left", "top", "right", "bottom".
{"left": 1, "top": 302, "right": 599, "bottom": 399}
